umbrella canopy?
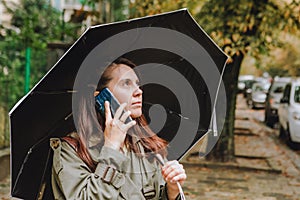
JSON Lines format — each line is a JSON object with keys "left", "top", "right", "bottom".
{"left": 9, "top": 8, "right": 228, "bottom": 199}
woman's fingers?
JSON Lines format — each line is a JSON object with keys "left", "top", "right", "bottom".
{"left": 169, "top": 171, "right": 186, "bottom": 183}
{"left": 114, "top": 103, "right": 127, "bottom": 121}
{"left": 114, "top": 116, "right": 136, "bottom": 133}
{"left": 120, "top": 110, "right": 131, "bottom": 123}
{"left": 123, "top": 120, "right": 136, "bottom": 131}
{"left": 162, "top": 160, "right": 186, "bottom": 183}
{"left": 175, "top": 173, "right": 187, "bottom": 184}
{"left": 163, "top": 161, "right": 182, "bottom": 174}
{"left": 104, "top": 101, "right": 112, "bottom": 122}
{"left": 104, "top": 101, "right": 135, "bottom": 133}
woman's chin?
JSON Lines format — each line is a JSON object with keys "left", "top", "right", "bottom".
{"left": 130, "top": 109, "right": 142, "bottom": 119}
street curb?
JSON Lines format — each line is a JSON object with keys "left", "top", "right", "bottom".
{"left": 181, "top": 160, "right": 282, "bottom": 174}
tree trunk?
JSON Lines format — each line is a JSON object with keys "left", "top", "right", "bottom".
{"left": 206, "top": 52, "right": 244, "bottom": 162}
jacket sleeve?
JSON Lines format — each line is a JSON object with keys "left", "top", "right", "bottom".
{"left": 159, "top": 184, "right": 181, "bottom": 200}
{"left": 51, "top": 138, "right": 144, "bottom": 200}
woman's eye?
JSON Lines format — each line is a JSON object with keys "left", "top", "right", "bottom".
{"left": 126, "top": 80, "right": 131, "bottom": 85}
{"left": 122, "top": 79, "right": 131, "bottom": 86}
{"left": 121, "top": 79, "right": 140, "bottom": 88}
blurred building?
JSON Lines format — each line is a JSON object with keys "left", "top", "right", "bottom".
{"left": 50, "top": 0, "right": 128, "bottom": 26}
{"left": 0, "top": 0, "right": 19, "bottom": 30}
{"left": 1, "top": 0, "right": 127, "bottom": 32}
{"left": 0, "top": 0, "right": 95, "bottom": 30}
{"left": 50, "top": 0, "right": 95, "bottom": 27}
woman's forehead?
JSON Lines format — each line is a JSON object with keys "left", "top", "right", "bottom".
{"left": 111, "top": 64, "right": 138, "bottom": 80}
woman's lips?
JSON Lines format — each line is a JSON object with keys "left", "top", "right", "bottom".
{"left": 131, "top": 101, "right": 142, "bottom": 106}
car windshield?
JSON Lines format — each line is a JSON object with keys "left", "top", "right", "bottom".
{"left": 253, "top": 84, "right": 269, "bottom": 92}
{"left": 245, "top": 80, "right": 256, "bottom": 88}
{"left": 294, "top": 86, "right": 300, "bottom": 103}
{"left": 271, "top": 82, "right": 287, "bottom": 93}
{"left": 253, "top": 85, "right": 264, "bottom": 92}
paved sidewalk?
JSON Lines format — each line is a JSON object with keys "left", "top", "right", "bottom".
{"left": 183, "top": 164, "right": 300, "bottom": 200}
{"left": 0, "top": 176, "right": 10, "bottom": 200}
{"left": 180, "top": 94, "right": 300, "bottom": 199}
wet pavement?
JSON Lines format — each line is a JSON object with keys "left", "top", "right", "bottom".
{"left": 0, "top": 176, "right": 10, "bottom": 200}
{"left": 1, "top": 94, "right": 300, "bottom": 199}
{"left": 183, "top": 165, "right": 300, "bottom": 200}
{"left": 181, "top": 94, "right": 300, "bottom": 200}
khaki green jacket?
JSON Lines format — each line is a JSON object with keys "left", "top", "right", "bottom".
{"left": 50, "top": 137, "right": 180, "bottom": 200}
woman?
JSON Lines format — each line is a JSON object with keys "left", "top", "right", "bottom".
{"left": 50, "top": 58, "right": 186, "bottom": 199}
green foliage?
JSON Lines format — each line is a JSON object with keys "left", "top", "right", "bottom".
{"left": 0, "top": 0, "right": 78, "bottom": 109}
{"left": 196, "top": 0, "right": 300, "bottom": 65}
{"left": 130, "top": 0, "right": 300, "bottom": 66}
{"left": 0, "top": 30, "right": 23, "bottom": 109}
{"left": 82, "top": 0, "right": 129, "bottom": 23}
{"left": 0, "top": 0, "right": 81, "bottom": 148}
{"left": 113, "top": 0, "right": 129, "bottom": 21}
{"left": 265, "top": 41, "right": 300, "bottom": 77}
{"left": 129, "top": 0, "right": 200, "bottom": 18}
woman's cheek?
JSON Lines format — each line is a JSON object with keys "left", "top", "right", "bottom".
{"left": 114, "top": 91, "right": 130, "bottom": 104}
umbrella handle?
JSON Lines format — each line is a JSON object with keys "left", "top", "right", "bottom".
{"left": 154, "top": 154, "right": 186, "bottom": 200}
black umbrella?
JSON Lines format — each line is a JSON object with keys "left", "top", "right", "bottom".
{"left": 9, "top": 9, "right": 228, "bottom": 199}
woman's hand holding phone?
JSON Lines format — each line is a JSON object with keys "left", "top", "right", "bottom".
{"left": 103, "top": 101, "right": 136, "bottom": 151}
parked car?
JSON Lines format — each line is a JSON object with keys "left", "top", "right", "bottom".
{"left": 278, "top": 78, "right": 300, "bottom": 149}
{"left": 243, "top": 79, "right": 257, "bottom": 98}
{"left": 238, "top": 75, "right": 255, "bottom": 93}
{"left": 265, "top": 77, "right": 291, "bottom": 127}
{"left": 246, "top": 82, "right": 270, "bottom": 109}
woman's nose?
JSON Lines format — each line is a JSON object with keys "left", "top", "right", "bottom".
{"left": 133, "top": 86, "right": 143, "bottom": 96}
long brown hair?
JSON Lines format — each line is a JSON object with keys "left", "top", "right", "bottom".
{"left": 67, "top": 58, "right": 168, "bottom": 171}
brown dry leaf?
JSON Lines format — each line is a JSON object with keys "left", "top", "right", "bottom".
{"left": 243, "top": 175, "right": 250, "bottom": 180}
{"left": 200, "top": 167, "right": 211, "bottom": 172}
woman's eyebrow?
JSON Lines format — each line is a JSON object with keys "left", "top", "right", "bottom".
{"left": 120, "top": 77, "right": 139, "bottom": 82}
{"left": 119, "top": 78, "right": 132, "bottom": 82}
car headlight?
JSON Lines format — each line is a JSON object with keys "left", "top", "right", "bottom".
{"left": 293, "top": 112, "right": 300, "bottom": 120}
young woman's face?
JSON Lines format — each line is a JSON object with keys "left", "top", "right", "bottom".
{"left": 107, "top": 64, "right": 143, "bottom": 118}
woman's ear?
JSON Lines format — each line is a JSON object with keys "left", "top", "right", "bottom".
{"left": 94, "top": 91, "right": 100, "bottom": 97}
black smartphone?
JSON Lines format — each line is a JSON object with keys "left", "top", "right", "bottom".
{"left": 95, "top": 88, "right": 132, "bottom": 123}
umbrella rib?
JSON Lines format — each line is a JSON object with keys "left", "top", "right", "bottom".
{"left": 12, "top": 148, "right": 32, "bottom": 194}
{"left": 32, "top": 90, "right": 77, "bottom": 95}
{"left": 35, "top": 146, "right": 53, "bottom": 200}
